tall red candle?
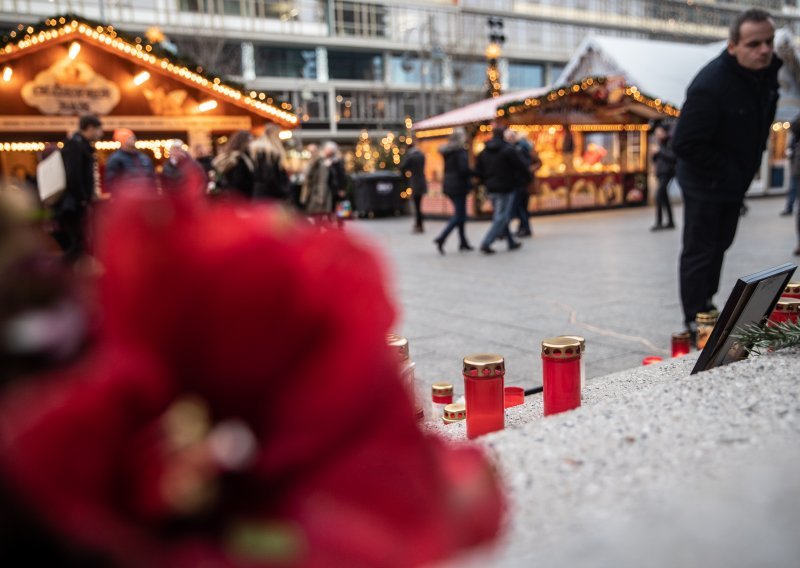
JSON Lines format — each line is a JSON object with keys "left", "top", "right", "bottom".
{"left": 769, "top": 298, "right": 800, "bottom": 325}
{"left": 541, "top": 337, "right": 581, "bottom": 417}
{"left": 463, "top": 354, "right": 505, "bottom": 439}
{"left": 782, "top": 281, "right": 800, "bottom": 299}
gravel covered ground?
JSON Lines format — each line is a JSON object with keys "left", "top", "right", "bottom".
{"left": 425, "top": 348, "right": 800, "bottom": 567}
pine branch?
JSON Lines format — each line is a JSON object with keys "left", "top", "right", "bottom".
{"left": 731, "top": 320, "right": 800, "bottom": 356}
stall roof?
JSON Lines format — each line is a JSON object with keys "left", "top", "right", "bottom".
{"left": 412, "top": 86, "right": 549, "bottom": 133}
{"left": 0, "top": 13, "right": 298, "bottom": 128}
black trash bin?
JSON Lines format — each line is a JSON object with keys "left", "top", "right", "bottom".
{"left": 351, "top": 172, "right": 408, "bottom": 218}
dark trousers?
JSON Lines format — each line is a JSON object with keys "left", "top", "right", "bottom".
{"left": 52, "top": 208, "right": 87, "bottom": 263}
{"left": 412, "top": 193, "right": 424, "bottom": 229}
{"left": 679, "top": 195, "right": 741, "bottom": 324}
{"left": 654, "top": 175, "right": 674, "bottom": 226}
{"left": 436, "top": 193, "right": 468, "bottom": 246}
{"left": 511, "top": 186, "right": 531, "bottom": 234}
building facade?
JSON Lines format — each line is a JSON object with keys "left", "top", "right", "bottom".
{"left": 2, "top": 0, "right": 800, "bottom": 145}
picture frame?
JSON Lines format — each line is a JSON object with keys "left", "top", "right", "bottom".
{"left": 691, "top": 263, "right": 797, "bottom": 374}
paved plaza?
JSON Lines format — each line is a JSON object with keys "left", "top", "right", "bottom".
{"left": 352, "top": 195, "right": 797, "bottom": 392}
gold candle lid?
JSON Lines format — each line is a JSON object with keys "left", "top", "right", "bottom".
{"left": 695, "top": 312, "right": 717, "bottom": 325}
{"left": 774, "top": 298, "right": 800, "bottom": 313}
{"left": 432, "top": 383, "right": 454, "bottom": 396}
{"left": 671, "top": 331, "right": 691, "bottom": 341}
{"left": 541, "top": 337, "right": 582, "bottom": 360}
{"left": 443, "top": 403, "right": 466, "bottom": 422}
{"left": 784, "top": 281, "right": 800, "bottom": 295}
{"left": 462, "top": 354, "right": 505, "bottom": 377}
{"left": 385, "top": 334, "right": 410, "bottom": 361}
{"left": 559, "top": 335, "right": 585, "bottom": 352}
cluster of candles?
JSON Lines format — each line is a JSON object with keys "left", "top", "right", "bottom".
{"left": 643, "top": 280, "right": 800, "bottom": 366}
{"left": 386, "top": 334, "right": 586, "bottom": 440}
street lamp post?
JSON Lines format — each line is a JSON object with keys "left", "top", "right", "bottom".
{"left": 485, "top": 17, "right": 505, "bottom": 98}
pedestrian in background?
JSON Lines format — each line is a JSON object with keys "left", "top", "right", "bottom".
{"left": 212, "top": 130, "right": 254, "bottom": 198}
{"left": 54, "top": 114, "right": 103, "bottom": 262}
{"left": 671, "top": 8, "right": 781, "bottom": 335}
{"left": 475, "top": 122, "right": 529, "bottom": 254}
{"left": 104, "top": 128, "right": 156, "bottom": 194}
{"left": 301, "top": 144, "right": 335, "bottom": 221}
{"left": 506, "top": 129, "right": 538, "bottom": 238}
{"left": 250, "top": 124, "right": 289, "bottom": 201}
{"left": 650, "top": 123, "right": 677, "bottom": 231}
{"left": 322, "top": 141, "right": 348, "bottom": 224}
{"left": 782, "top": 118, "right": 800, "bottom": 217}
{"left": 433, "top": 128, "right": 474, "bottom": 254}
{"left": 400, "top": 138, "right": 428, "bottom": 233}
{"left": 160, "top": 139, "right": 207, "bottom": 195}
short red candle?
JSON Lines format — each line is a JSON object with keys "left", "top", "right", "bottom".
{"left": 782, "top": 281, "right": 800, "bottom": 299}
{"left": 541, "top": 337, "right": 581, "bottom": 417}
{"left": 463, "top": 354, "right": 505, "bottom": 439}
{"left": 642, "top": 356, "right": 663, "bottom": 365}
{"left": 769, "top": 298, "right": 800, "bottom": 325}
{"left": 503, "top": 386, "right": 525, "bottom": 408}
{"left": 671, "top": 331, "right": 691, "bottom": 357}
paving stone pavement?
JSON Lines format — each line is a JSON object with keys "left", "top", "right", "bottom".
{"left": 350, "top": 196, "right": 798, "bottom": 396}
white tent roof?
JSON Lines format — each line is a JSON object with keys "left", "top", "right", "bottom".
{"left": 555, "top": 35, "right": 723, "bottom": 108}
{"left": 413, "top": 86, "right": 549, "bottom": 131}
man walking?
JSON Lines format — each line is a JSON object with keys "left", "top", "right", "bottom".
{"left": 475, "top": 122, "right": 530, "bottom": 254}
{"left": 400, "top": 139, "right": 428, "bottom": 233}
{"left": 55, "top": 114, "right": 103, "bottom": 262}
{"left": 672, "top": 8, "right": 781, "bottom": 335}
{"left": 104, "top": 128, "right": 156, "bottom": 193}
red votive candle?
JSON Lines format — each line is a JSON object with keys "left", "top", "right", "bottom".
{"left": 431, "top": 383, "right": 454, "bottom": 421}
{"left": 504, "top": 386, "right": 525, "bottom": 408}
{"left": 769, "top": 298, "right": 800, "bottom": 325}
{"left": 541, "top": 337, "right": 581, "bottom": 417}
{"left": 671, "top": 331, "right": 691, "bottom": 357}
{"left": 560, "top": 335, "right": 586, "bottom": 397}
{"left": 642, "top": 356, "right": 663, "bottom": 365}
{"left": 463, "top": 354, "right": 505, "bottom": 439}
{"left": 782, "top": 281, "right": 800, "bottom": 299}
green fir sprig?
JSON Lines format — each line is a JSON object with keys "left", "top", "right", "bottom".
{"left": 732, "top": 320, "right": 800, "bottom": 356}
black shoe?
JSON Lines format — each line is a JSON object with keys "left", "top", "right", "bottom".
{"left": 413, "top": 226, "right": 424, "bottom": 234}
{"left": 650, "top": 225, "right": 666, "bottom": 231}
{"left": 794, "top": 245, "right": 800, "bottom": 256}
{"left": 459, "top": 243, "right": 474, "bottom": 251}
{"left": 433, "top": 238, "right": 445, "bottom": 255}
{"left": 516, "top": 229, "right": 532, "bottom": 238}
{"left": 780, "top": 210, "right": 793, "bottom": 217}
{"left": 480, "top": 246, "right": 496, "bottom": 255}
{"left": 664, "top": 223, "right": 676, "bottom": 229}
{"left": 685, "top": 322, "right": 698, "bottom": 348}
{"left": 508, "top": 241, "right": 522, "bottom": 251}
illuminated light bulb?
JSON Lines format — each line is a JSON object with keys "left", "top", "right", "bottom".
{"left": 2, "top": 66, "right": 12, "bottom": 82}
{"left": 68, "top": 41, "right": 81, "bottom": 59}
{"left": 197, "top": 100, "right": 218, "bottom": 113}
{"left": 133, "top": 71, "right": 150, "bottom": 86}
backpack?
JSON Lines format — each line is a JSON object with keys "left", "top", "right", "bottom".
{"left": 36, "top": 150, "right": 67, "bottom": 206}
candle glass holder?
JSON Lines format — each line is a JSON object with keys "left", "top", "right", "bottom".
{"left": 463, "top": 354, "right": 505, "bottom": 439}
{"left": 695, "top": 312, "right": 717, "bottom": 350}
{"left": 671, "top": 331, "right": 691, "bottom": 357}
{"left": 541, "top": 337, "right": 581, "bottom": 417}
{"left": 769, "top": 298, "right": 800, "bottom": 325}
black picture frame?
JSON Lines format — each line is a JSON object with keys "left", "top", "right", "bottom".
{"left": 691, "top": 263, "right": 797, "bottom": 375}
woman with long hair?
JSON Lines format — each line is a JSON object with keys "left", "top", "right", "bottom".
{"left": 211, "top": 130, "right": 254, "bottom": 198}
{"left": 433, "top": 128, "right": 475, "bottom": 254}
{"left": 250, "top": 124, "right": 290, "bottom": 201}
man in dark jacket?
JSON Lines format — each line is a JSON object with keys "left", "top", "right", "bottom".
{"left": 651, "top": 124, "right": 677, "bottom": 231}
{"left": 400, "top": 140, "right": 428, "bottom": 233}
{"left": 475, "top": 123, "right": 530, "bottom": 254}
{"left": 672, "top": 8, "right": 781, "bottom": 332}
{"left": 54, "top": 114, "right": 103, "bottom": 262}
{"left": 104, "top": 129, "right": 156, "bottom": 194}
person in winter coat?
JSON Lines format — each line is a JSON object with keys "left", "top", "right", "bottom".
{"left": 250, "top": 124, "right": 289, "bottom": 201}
{"left": 53, "top": 114, "right": 103, "bottom": 263}
{"left": 671, "top": 8, "right": 781, "bottom": 333}
{"left": 400, "top": 140, "right": 428, "bottom": 233}
{"left": 300, "top": 144, "right": 333, "bottom": 217}
{"left": 433, "top": 128, "right": 475, "bottom": 254}
{"left": 212, "top": 130, "right": 254, "bottom": 199}
{"left": 322, "top": 141, "right": 348, "bottom": 223}
{"left": 783, "top": 118, "right": 800, "bottom": 218}
{"left": 159, "top": 139, "right": 207, "bottom": 196}
{"left": 103, "top": 129, "right": 156, "bottom": 194}
{"left": 651, "top": 124, "right": 677, "bottom": 231}
{"left": 474, "top": 123, "right": 530, "bottom": 254}
{"left": 505, "top": 129, "right": 537, "bottom": 238}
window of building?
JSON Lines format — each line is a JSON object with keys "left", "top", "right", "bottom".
{"left": 388, "top": 54, "right": 443, "bottom": 86}
{"left": 508, "top": 62, "right": 544, "bottom": 89}
{"left": 254, "top": 45, "right": 317, "bottom": 78}
{"left": 328, "top": 50, "right": 383, "bottom": 81}
{"left": 334, "top": 1, "right": 387, "bottom": 38}
{"left": 453, "top": 60, "right": 489, "bottom": 89}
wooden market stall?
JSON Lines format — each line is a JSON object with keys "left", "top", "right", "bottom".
{"left": 412, "top": 76, "right": 678, "bottom": 217}
{"left": 0, "top": 14, "right": 298, "bottom": 191}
